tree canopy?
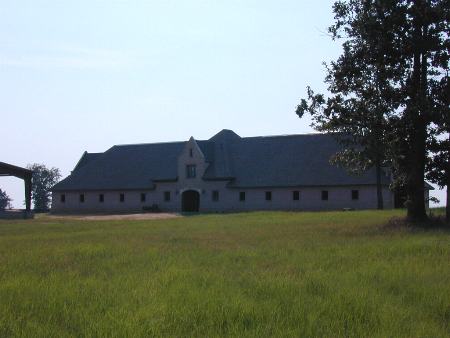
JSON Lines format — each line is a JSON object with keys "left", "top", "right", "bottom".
{"left": 0, "top": 189, "right": 12, "bottom": 210}
{"left": 27, "top": 164, "right": 61, "bottom": 210}
{"left": 297, "top": 0, "right": 449, "bottom": 222}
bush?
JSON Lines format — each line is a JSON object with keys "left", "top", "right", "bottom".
{"left": 142, "top": 204, "right": 160, "bottom": 213}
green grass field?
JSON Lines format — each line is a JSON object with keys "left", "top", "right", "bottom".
{"left": 0, "top": 210, "right": 449, "bottom": 337}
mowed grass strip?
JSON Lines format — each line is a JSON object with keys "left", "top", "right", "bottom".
{"left": 0, "top": 210, "right": 449, "bottom": 337}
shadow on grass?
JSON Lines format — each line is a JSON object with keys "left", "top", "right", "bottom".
{"left": 381, "top": 216, "right": 450, "bottom": 233}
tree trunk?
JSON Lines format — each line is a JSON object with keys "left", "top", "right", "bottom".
{"left": 446, "top": 180, "right": 449, "bottom": 222}
{"left": 447, "top": 132, "right": 450, "bottom": 222}
{"left": 376, "top": 160, "right": 384, "bottom": 210}
{"left": 406, "top": 120, "right": 428, "bottom": 222}
{"left": 406, "top": 4, "right": 428, "bottom": 222}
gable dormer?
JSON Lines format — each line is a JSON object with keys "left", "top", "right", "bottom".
{"left": 209, "top": 129, "right": 240, "bottom": 142}
{"left": 177, "top": 136, "right": 209, "bottom": 184}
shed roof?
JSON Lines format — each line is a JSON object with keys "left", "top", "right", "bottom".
{"left": 0, "top": 162, "right": 32, "bottom": 179}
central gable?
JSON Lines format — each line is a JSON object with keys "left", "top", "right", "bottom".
{"left": 177, "top": 137, "right": 210, "bottom": 185}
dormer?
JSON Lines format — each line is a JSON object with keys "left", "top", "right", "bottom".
{"left": 177, "top": 136, "right": 209, "bottom": 184}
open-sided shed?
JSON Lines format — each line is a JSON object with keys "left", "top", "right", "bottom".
{"left": 0, "top": 162, "right": 32, "bottom": 211}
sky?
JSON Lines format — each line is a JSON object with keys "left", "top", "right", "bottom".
{"left": 1, "top": 0, "right": 446, "bottom": 208}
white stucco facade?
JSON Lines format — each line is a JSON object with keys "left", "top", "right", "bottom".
{"left": 51, "top": 185, "right": 394, "bottom": 213}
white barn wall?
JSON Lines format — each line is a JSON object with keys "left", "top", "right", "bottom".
{"left": 51, "top": 184, "right": 394, "bottom": 213}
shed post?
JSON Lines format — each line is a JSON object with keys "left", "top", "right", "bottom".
{"left": 25, "top": 175, "right": 32, "bottom": 211}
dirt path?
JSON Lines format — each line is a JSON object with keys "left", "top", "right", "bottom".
{"left": 42, "top": 213, "right": 181, "bottom": 221}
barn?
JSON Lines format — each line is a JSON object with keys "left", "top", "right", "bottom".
{"left": 52, "top": 130, "right": 409, "bottom": 213}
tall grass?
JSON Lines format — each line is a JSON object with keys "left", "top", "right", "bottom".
{"left": 0, "top": 210, "right": 449, "bottom": 337}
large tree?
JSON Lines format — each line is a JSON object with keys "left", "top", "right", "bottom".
{"left": 297, "top": 0, "right": 449, "bottom": 222}
{"left": 296, "top": 33, "right": 395, "bottom": 209}
{"left": 27, "top": 164, "right": 61, "bottom": 210}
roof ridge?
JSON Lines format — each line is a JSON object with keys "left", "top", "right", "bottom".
{"left": 112, "top": 138, "right": 216, "bottom": 148}
{"left": 113, "top": 140, "right": 188, "bottom": 147}
{"left": 102, "top": 132, "right": 332, "bottom": 148}
{"left": 241, "top": 132, "right": 328, "bottom": 140}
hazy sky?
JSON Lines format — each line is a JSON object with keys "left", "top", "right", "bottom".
{"left": 1, "top": 0, "right": 446, "bottom": 207}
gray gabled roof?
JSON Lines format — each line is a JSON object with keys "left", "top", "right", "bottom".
{"left": 73, "top": 152, "right": 103, "bottom": 172}
{"left": 52, "top": 130, "right": 391, "bottom": 191}
{"left": 212, "top": 132, "right": 391, "bottom": 187}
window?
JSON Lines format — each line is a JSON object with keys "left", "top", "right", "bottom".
{"left": 352, "top": 190, "right": 359, "bottom": 200}
{"left": 186, "top": 164, "right": 196, "bottom": 178}
{"left": 60, "top": 194, "right": 65, "bottom": 203}
{"left": 79, "top": 194, "right": 85, "bottom": 203}
{"left": 189, "top": 148, "right": 193, "bottom": 157}
{"left": 265, "top": 191, "right": 272, "bottom": 201}
{"left": 120, "top": 193, "right": 125, "bottom": 202}
{"left": 164, "top": 191, "right": 171, "bottom": 202}
{"left": 293, "top": 191, "right": 300, "bottom": 201}
{"left": 212, "top": 190, "right": 219, "bottom": 202}
{"left": 321, "top": 190, "right": 328, "bottom": 201}
{"left": 141, "top": 193, "right": 146, "bottom": 202}
{"left": 239, "top": 191, "right": 246, "bottom": 201}
{"left": 99, "top": 194, "right": 104, "bottom": 203}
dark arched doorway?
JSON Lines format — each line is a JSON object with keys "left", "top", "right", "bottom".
{"left": 182, "top": 190, "right": 200, "bottom": 212}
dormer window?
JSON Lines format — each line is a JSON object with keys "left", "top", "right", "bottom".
{"left": 186, "top": 165, "right": 196, "bottom": 178}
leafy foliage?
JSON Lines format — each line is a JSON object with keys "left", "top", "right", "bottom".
{"left": 0, "top": 189, "right": 12, "bottom": 210}
{"left": 427, "top": 74, "right": 450, "bottom": 220}
{"left": 297, "top": 0, "right": 449, "bottom": 221}
{"left": 27, "top": 164, "right": 61, "bottom": 210}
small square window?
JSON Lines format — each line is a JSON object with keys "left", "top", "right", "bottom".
{"left": 239, "top": 191, "right": 246, "bottom": 201}
{"left": 164, "top": 191, "right": 171, "bottom": 202}
{"left": 212, "top": 190, "right": 219, "bottom": 202}
{"left": 186, "top": 165, "right": 196, "bottom": 178}
{"left": 99, "top": 194, "right": 104, "bottom": 203}
{"left": 60, "top": 194, "right": 66, "bottom": 203}
{"left": 265, "top": 191, "right": 272, "bottom": 201}
{"left": 352, "top": 190, "right": 359, "bottom": 200}
{"left": 141, "top": 193, "right": 146, "bottom": 202}
{"left": 79, "top": 194, "right": 85, "bottom": 203}
{"left": 120, "top": 193, "right": 125, "bottom": 202}
{"left": 321, "top": 190, "right": 328, "bottom": 201}
{"left": 293, "top": 191, "right": 300, "bottom": 201}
